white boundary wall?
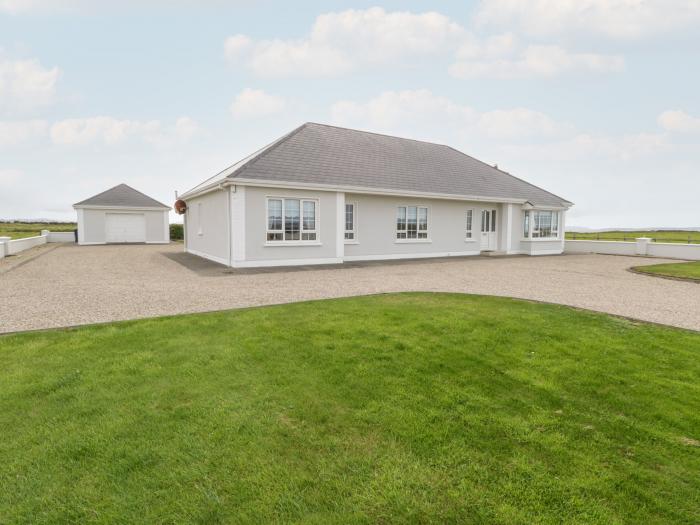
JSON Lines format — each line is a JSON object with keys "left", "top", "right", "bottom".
{"left": 0, "top": 230, "right": 75, "bottom": 259}
{"left": 565, "top": 239, "right": 700, "bottom": 261}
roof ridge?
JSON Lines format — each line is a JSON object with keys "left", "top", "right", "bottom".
{"left": 74, "top": 183, "right": 123, "bottom": 205}
{"left": 118, "top": 183, "right": 170, "bottom": 208}
{"left": 229, "top": 123, "right": 310, "bottom": 179}
{"left": 445, "top": 145, "right": 573, "bottom": 206}
{"left": 74, "top": 183, "right": 169, "bottom": 208}
{"left": 304, "top": 121, "right": 450, "bottom": 149}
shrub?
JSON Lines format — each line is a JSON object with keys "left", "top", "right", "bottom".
{"left": 170, "top": 223, "right": 184, "bottom": 241}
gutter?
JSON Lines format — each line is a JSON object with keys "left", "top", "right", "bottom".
{"left": 179, "top": 178, "right": 572, "bottom": 210}
{"left": 179, "top": 180, "right": 234, "bottom": 201}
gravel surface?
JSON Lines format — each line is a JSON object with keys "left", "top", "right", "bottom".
{"left": 1, "top": 243, "right": 698, "bottom": 334}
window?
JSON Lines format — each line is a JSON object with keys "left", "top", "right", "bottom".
{"left": 524, "top": 211, "right": 530, "bottom": 238}
{"left": 267, "top": 198, "right": 318, "bottom": 242}
{"left": 527, "top": 210, "right": 560, "bottom": 239}
{"left": 465, "top": 210, "right": 473, "bottom": 239}
{"left": 344, "top": 203, "right": 356, "bottom": 241}
{"left": 397, "top": 206, "right": 428, "bottom": 240}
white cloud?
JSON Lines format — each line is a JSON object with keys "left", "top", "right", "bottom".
{"left": 225, "top": 7, "right": 465, "bottom": 77}
{"left": 450, "top": 39, "right": 623, "bottom": 78}
{"left": 331, "top": 89, "right": 569, "bottom": 141}
{"left": 230, "top": 88, "right": 286, "bottom": 118}
{"left": 225, "top": 8, "right": 626, "bottom": 79}
{"left": 503, "top": 132, "right": 672, "bottom": 162}
{"left": 49, "top": 116, "right": 199, "bottom": 147}
{"left": 0, "top": 57, "right": 59, "bottom": 113}
{"left": 224, "top": 34, "right": 251, "bottom": 59}
{"left": 658, "top": 110, "right": 700, "bottom": 133}
{"left": 173, "top": 116, "right": 200, "bottom": 141}
{"left": 0, "top": 119, "right": 47, "bottom": 147}
{"left": 475, "top": 0, "right": 700, "bottom": 39}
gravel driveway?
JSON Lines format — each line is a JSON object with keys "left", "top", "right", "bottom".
{"left": 1, "top": 244, "right": 699, "bottom": 333}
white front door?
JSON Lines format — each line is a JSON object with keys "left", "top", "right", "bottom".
{"left": 480, "top": 209, "right": 497, "bottom": 251}
{"left": 105, "top": 213, "right": 146, "bottom": 243}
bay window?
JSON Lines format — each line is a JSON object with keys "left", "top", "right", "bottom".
{"left": 397, "top": 206, "right": 428, "bottom": 240}
{"left": 266, "top": 198, "right": 318, "bottom": 242}
{"left": 524, "top": 210, "right": 560, "bottom": 239}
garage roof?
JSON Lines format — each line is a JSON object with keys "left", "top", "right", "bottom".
{"left": 74, "top": 184, "right": 170, "bottom": 209}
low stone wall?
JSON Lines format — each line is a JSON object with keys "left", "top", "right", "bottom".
{"left": 647, "top": 242, "right": 700, "bottom": 260}
{"left": 565, "top": 238, "right": 700, "bottom": 261}
{"left": 0, "top": 230, "right": 75, "bottom": 259}
{"left": 4, "top": 235, "right": 47, "bottom": 256}
{"left": 565, "top": 240, "right": 636, "bottom": 256}
{"left": 47, "top": 231, "right": 76, "bottom": 243}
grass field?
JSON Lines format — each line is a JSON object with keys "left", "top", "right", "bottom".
{"left": 1, "top": 293, "right": 699, "bottom": 524}
{"left": 634, "top": 261, "right": 700, "bottom": 282}
{"left": 0, "top": 222, "right": 76, "bottom": 240}
{"left": 567, "top": 230, "right": 700, "bottom": 244}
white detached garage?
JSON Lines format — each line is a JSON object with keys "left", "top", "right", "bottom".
{"left": 73, "top": 184, "right": 170, "bottom": 245}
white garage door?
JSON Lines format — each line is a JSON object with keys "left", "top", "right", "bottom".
{"left": 105, "top": 213, "right": 146, "bottom": 243}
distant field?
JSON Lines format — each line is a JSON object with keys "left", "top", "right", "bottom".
{"left": 0, "top": 222, "right": 76, "bottom": 240}
{"left": 567, "top": 230, "right": 700, "bottom": 244}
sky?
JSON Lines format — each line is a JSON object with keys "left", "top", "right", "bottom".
{"left": 1, "top": 0, "right": 699, "bottom": 228}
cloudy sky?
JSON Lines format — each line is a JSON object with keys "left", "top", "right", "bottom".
{"left": 1, "top": 0, "right": 699, "bottom": 228}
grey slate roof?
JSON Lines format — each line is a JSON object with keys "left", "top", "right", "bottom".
{"left": 187, "top": 122, "right": 571, "bottom": 207}
{"left": 74, "top": 183, "right": 170, "bottom": 209}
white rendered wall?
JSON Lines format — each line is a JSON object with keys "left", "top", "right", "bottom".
{"left": 184, "top": 189, "right": 230, "bottom": 265}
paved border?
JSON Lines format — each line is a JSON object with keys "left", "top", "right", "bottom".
{"left": 1, "top": 244, "right": 699, "bottom": 334}
{"left": 0, "top": 243, "right": 60, "bottom": 275}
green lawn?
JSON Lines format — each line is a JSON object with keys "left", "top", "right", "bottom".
{"left": 1, "top": 294, "right": 699, "bottom": 524}
{"left": 634, "top": 261, "right": 700, "bottom": 282}
{"left": 567, "top": 230, "right": 700, "bottom": 244}
{"left": 0, "top": 222, "right": 76, "bottom": 240}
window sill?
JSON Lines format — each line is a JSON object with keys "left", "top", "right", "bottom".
{"left": 344, "top": 240, "right": 359, "bottom": 245}
{"left": 264, "top": 241, "right": 322, "bottom": 247}
{"left": 395, "top": 239, "right": 432, "bottom": 244}
{"left": 464, "top": 238, "right": 478, "bottom": 243}
{"left": 521, "top": 238, "right": 561, "bottom": 242}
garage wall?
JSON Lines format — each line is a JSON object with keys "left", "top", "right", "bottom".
{"left": 144, "top": 210, "right": 169, "bottom": 243}
{"left": 81, "top": 209, "right": 107, "bottom": 244}
{"left": 78, "top": 209, "right": 168, "bottom": 244}
{"left": 185, "top": 189, "right": 230, "bottom": 265}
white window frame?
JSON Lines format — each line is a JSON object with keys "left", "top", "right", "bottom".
{"left": 344, "top": 202, "right": 358, "bottom": 244}
{"left": 265, "top": 196, "right": 320, "bottom": 246}
{"left": 197, "top": 202, "right": 203, "bottom": 236}
{"left": 465, "top": 209, "right": 474, "bottom": 240}
{"left": 395, "top": 205, "right": 431, "bottom": 243}
{"left": 524, "top": 209, "right": 560, "bottom": 240}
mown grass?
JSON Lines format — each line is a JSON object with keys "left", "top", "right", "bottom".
{"left": 567, "top": 230, "right": 700, "bottom": 244}
{"left": 1, "top": 293, "right": 699, "bottom": 524}
{"left": 634, "top": 261, "right": 700, "bottom": 282}
{"left": 0, "top": 222, "right": 76, "bottom": 239}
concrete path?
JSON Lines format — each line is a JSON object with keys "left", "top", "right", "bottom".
{"left": 1, "top": 244, "right": 698, "bottom": 334}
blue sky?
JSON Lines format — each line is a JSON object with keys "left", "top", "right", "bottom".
{"left": 1, "top": 0, "right": 699, "bottom": 228}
